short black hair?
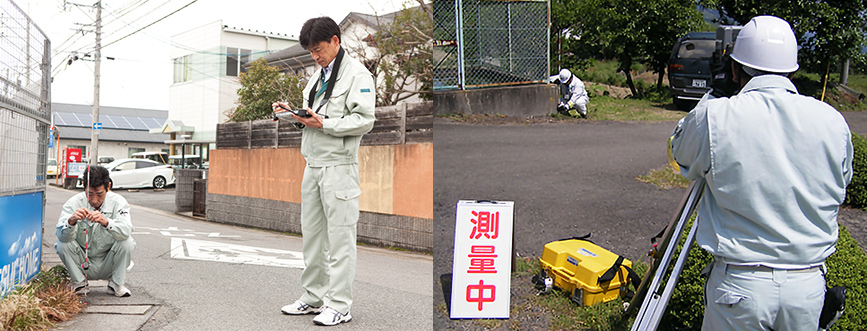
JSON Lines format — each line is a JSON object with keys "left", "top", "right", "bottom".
{"left": 299, "top": 17, "right": 341, "bottom": 50}
{"left": 82, "top": 165, "right": 111, "bottom": 191}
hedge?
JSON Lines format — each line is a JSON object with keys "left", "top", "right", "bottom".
{"left": 655, "top": 224, "right": 867, "bottom": 330}
{"left": 845, "top": 133, "right": 867, "bottom": 209}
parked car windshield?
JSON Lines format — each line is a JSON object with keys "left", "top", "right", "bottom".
{"left": 677, "top": 40, "right": 715, "bottom": 59}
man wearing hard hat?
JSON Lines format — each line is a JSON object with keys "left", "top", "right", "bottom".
{"left": 670, "top": 16, "right": 852, "bottom": 330}
{"left": 549, "top": 68, "right": 589, "bottom": 118}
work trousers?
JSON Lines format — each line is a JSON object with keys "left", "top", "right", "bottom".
{"left": 55, "top": 237, "right": 135, "bottom": 285}
{"left": 299, "top": 164, "right": 361, "bottom": 315}
{"left": 702, "top": 259, "right": 825, "bottom": 331}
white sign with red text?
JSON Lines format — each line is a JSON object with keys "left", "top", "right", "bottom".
{"left": 450, "top": 200, "right": 514, "bottom": 319}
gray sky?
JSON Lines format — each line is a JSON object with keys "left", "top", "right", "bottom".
{"left": 21, "top": 0, "right": 409, "bottom": 110}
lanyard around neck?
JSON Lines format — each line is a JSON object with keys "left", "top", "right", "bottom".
{"left": 307, "top": 46, "right": 345, "bottom": 114}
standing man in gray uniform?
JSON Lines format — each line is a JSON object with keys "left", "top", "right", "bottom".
{"left": 274, "top": 16, "right": 376, "bottom": 327}
{"left": 670, "top": 16, "right": 852, "bottom": 330}
{"left": 56, "top": 165, "right": 135, "bottom": 297}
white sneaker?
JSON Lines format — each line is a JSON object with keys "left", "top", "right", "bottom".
{"left": 71, "top": 281, "right": 89, "bottom": 295}
{"left": 281, "top": 300, "right": 319, "bottom": 315}
{"left": 312, "top": 306, "right": 352, "bottom": 326}
{"left": 107, "top": 280, "right": 131, "bottom": 297}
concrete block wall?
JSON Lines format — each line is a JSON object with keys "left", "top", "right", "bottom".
{"left": 206, "top": 193, "right": 432, "bottom": 252}
{"left": 433, "top": 84, "right": 558, "bottom": 117}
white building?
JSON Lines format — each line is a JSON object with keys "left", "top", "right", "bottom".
{"left": 168, "top": 21, "right": 297, "bottom": 143}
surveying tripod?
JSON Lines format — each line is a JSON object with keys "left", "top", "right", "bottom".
{"left": 628, "top": 178, "right": 706, "bottom": 331}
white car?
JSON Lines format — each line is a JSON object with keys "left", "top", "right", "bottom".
{"left": 47, "top": 159, "right": 58, "bottom": 178}
{"left": 79, "top": 159, "right": 176, "bottom": 189}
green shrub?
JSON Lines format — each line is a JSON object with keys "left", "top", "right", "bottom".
{"left": 656, "top": 225, "right": 867, "bottom": 330}
{"left": 846, "top": 133, "right": 867, "bottom": 209}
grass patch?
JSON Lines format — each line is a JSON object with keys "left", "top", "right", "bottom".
{"left": 637, "top": 164, "right": 689, "bottom": 190}
{"left": 793, "top": 72, "right": 867, "bottom": 112}
{"left": 846, "top": 74, "right": 867, "bottom": 95}
{"left": 588, "top": 96, "right": 685, "bottom": 123}
{"left": 0, "top": 265, "right": 85, "bottom": 330}
{"left": 473, "top": 318, "right": 503, "bottom": 328}
{"left": 524, "top": 256, "right": 648, "bottom": 330}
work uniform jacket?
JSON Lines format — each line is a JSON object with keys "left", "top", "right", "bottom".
{"left": 300, "top": 52, "right": 376, "bottom": 167}
{"left": 56, "top": 191, "right": 134, "bottom": 259}
{"left": 670, "top": 75, "right": 853, "bottom": 268}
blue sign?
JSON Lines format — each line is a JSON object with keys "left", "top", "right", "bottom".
{"left": 48, "top": 129, "right": 53, "bottom": 148}
{"left": 93, "top": 122, "right": 102, "bottom": 130}
{"left": 0, "top": 192, "right": 43, "bottom": 297}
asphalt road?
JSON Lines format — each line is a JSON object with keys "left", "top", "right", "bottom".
{"left": 433, "top": 110, "right": 867, "bottom": 325}
{"left": 433, "top": 119, "right": 684, "bottom": 275}
{"left": 44, "top": 186, "right": 433, "bottom": 330}
{"left": 112, "top": 187, "right": 178, "bottom": 215}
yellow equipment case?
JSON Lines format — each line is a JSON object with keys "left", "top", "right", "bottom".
{"left": 538, "top": 238, "right": 640, "bottom": 306}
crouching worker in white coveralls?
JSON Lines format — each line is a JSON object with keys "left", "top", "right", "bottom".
{"left": 273, "top": 16, "right": 375, "bottom": 327}
{"left": 670, "top": 16, "right": 852, "bottom": 331}
{"left": 549, "top": 68, "right": 589, "bottom": 118}
{"left": 56, "top": 165, "right": 135, "bottom": 297}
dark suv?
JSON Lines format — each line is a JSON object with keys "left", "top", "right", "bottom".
{"left": 668, "top": 32, "right": 716, "bottom": 110}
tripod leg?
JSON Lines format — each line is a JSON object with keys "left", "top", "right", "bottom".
{"left": 645, "top": 213, "right": 700, "bottom": 329}
{"left": 630, "top": 179, "right": 705, "bottom": 330}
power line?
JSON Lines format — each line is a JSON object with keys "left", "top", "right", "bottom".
{"left": 101, "top": 0, "right": 198, "bottom": 50}
{"left": 52, "top": 0, "right": 149, "bottom": 58}
{"left": 53, "top": 0, "right": 187, "bottom": 73}
{"left": 100, "top": 0, "right": 172, "bottom": 41}
{"left": 101, "top": 0, "right": 152, "bottom": 29}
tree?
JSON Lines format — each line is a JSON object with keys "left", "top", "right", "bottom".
{"left": 562, "top": 0, "right": 703, "bottom": 96}
{"left": 225, "top": 58, "right": 305, "bottom": 122}
{"left": 700, "top": 0, "right": 867, "bottom": 87}
{"left": 550, "top": 0, "right": 592, "bottom": 71}
{"left": 639, "top": 0, "right": 705, "bottom": 91}
{"left": 347, "top": 0, "right": 432, "bottom": 106}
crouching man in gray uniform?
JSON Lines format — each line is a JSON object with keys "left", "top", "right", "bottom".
{"left": 56, "top": 165, "right": 135, "bottom": 297}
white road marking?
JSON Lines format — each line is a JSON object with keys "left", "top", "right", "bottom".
{"left": 135, "top": 227, "right": 241, "bottom": 238}
{"left": 160, "top": 231, "right": 195, "bottom": 237}
{"left": 206, "top": 232, "right": 240, "bottom": 238}
{"left": 170, "top": 238, "right": 305, "bottom": 269}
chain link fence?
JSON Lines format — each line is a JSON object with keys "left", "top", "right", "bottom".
{"left": 0, "top": 0, "right": 51, "bottom": 196}
{"left": 433, "top": 0, "right": 549, "bottom": 91}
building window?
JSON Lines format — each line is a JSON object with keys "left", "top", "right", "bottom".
{"left": 173, "top": 55, "right": 192, "bottom": 83}
{"left": 128, "top": 148, "right": 145, "bottom": 158}
{"left": 226, "top": 47, "right": 251, "bottom": 77}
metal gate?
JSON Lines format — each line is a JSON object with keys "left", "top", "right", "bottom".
{"left": 0, "top": 0, "right": 51, "bottom": 297}
{"left": 433, "top": 0, "right": 550, "bottom": 91}
{"left": 193, "top": 179, "right": 207, "bottom": 217}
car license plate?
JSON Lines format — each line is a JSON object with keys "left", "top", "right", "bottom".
{"left": 692, "top": 79, "right": 707, "bottom": 88}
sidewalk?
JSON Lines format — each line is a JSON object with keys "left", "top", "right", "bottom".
{"left": 43, "top": 249, "right": 162, "bottom": 330}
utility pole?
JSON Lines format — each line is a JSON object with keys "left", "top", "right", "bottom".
{"left": 90, "top": 1, "right": 101, "bottom": 165}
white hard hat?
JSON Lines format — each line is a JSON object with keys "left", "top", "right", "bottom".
{"left": 730, "top": 15, "right": 799, "bottom": 73}
{"left": 559, "top": 69, "right": 571, "bottom": 82}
